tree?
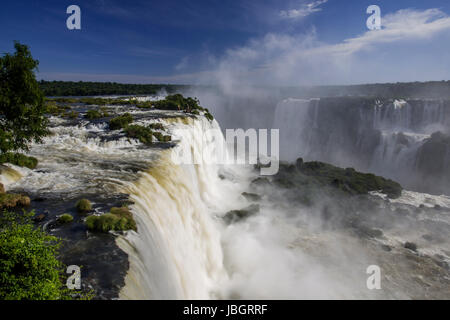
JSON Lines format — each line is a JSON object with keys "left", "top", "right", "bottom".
{"left": 0, "top": 42, "right": 49, "bottom": 154}
{"left": 0, "top": 211, "right": 63, "bottom": 299}
{"left": 0, "top": 210, "right": 93, "bottom": 300}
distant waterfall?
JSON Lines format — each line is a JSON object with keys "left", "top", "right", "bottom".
{"left": 273, "top": 98, "right": 450, "bottom": 194}
{"left": 117, "top": 117, "right": 248, "bottom": 299}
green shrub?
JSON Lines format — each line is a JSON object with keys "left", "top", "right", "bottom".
{"left": 0, "top": 152, "right": 38, "bottom": 169}
{"left": 85, "top": 110, "right": 102, "bottom": 120}
{"left": 0, "top": 193, "right": 31, "bottom": 209}
{"left": 0, "top": 211, "right": 88, "bottom": 300}
{"left": 152, "top": 132, "right": 171, "bottom": 142}
{"left": 85, "top": 207, "right": 136, "bottom": 233}
{"left": 58, "top": 214, "right": 73, "bottom": 224}
{"left": 148, "top": 123, "right": 164, "bottom": 130}
{"left": 124, "top": 125, "right": 153, "bottom": 145}
{"left": 109, "top": 113, "right": 133, "bottom": 130}
{"left": 204, "top": 112, "right": 214, "bottom": 121}
{"left": 153, "top": 94, "right": 203, "bottom": 112}
{"left": 75, "top": 199, "right": 92, "bottom": 214}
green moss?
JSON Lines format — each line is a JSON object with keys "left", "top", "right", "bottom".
{"left": 85, "top": 207, "right": 136, "bottom": 233}
{"left": 0, "top": 193, "right": 31, "bottom": 209}
{"left": 57, "top": 214, "right": 74, "bottom": 224}
{"left": 124, "top": 125, "right": 153, "bottom": 145}
{"left": 75, "top": 199, "right": 92, "bottom": 214}
{"left": 0, "top": 153, "right": 38, "bottom": 169}
{"left": 152, "top": 131, "right": 172, "bottom": 142}
{"left": 85, "top": 110, "right": 102, "bottom": 120}
{"left": 109, "top": 113, "right": 133, "bottom": 130}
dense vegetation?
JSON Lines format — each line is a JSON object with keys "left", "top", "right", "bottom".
{"left": 0, "top": 211, "right": 89, "bottom": 300}
{"left": 295, "top": 159, "right": 402, "bottom": 198}
{"left": 0, "top": 42, "right": 49, "bottom": 155}
{"left": 39, "top": 79, "right": 450, "bottom": 99}
{"left": 109, "top": 113, "right": 134, "bottom": 130}
{"left": 39, "top": 80, "right": 189, "bottom": 96}
{"left": 267, "top": 158, "right": 402, "bottom": 200}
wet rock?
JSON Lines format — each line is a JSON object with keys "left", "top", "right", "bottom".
{"left": 251, "top": 177, "right": 271, "bottom": 187}
{"left": 381, "top": 245, "right": 392, "bottom": 252}
{"left": 224, "top": 204, "right": 260, "bottom": 224}
{"left": 355, "top": 225, "right": 383, "bottom": 238}
{"left": 34, "top": 213, "right": 46, "bottom": 222}
{"left": 433, "top": 255, "right": 449, "bottom": 271}
{"left": 404, "top": 242, "right": 418, "bottom": 252}
{"left": 242, "top": 192, "right": 262, "bottom": 202}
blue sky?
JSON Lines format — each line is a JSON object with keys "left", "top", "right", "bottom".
{"left": 1, "top": 0, "right": 450, "bottom": 85}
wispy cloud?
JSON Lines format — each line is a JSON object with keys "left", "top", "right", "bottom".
{"left": 310, "top": 8, "right": 450, "bottom": 56}
{"left": 206, "top": 7, "right": 450, "bottom": 87}
{"left": 279, "top": 0, "right": 328, "bottom": 19}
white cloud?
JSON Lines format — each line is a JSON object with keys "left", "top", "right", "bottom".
{"left": 310, "top": 8, "right": 450, "bottom": 56}
{"left": 279, "top": 0, "right": 328, "bottom": 19}
{"left": 207, "top": 7, "right": 450, "bottom": 87}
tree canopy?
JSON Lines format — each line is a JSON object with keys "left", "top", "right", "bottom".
{"left": 0, "top": 42, "right": 49, "bottom": 154}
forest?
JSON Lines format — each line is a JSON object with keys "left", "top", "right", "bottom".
{"left": 39, "top": 80, "right": 190, "bottom": 96}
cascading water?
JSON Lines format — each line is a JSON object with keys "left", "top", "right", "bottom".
{"left": 273, "top": 97, "right": 450, "bottom": 195}
{"left": 2, "top": 96, "right": 450, "bottom": 300}
{"left": 117, "top": 117, "right": 249, "bottom": 299}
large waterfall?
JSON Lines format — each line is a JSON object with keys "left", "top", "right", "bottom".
{"left": 2, "top": 96, "right": 450, "bottom": 299}
{"left": 273, "top": 97, "right": 450, "bottom": 195}
{"left": 117, "top": 117, "right": 249, "bottom": 299}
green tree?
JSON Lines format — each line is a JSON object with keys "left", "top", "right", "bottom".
{"left": 0, "top": 42, "right": 49, "bottom": 154}
{"left": 0, "top": 210, "right": 91, "bottom": 300}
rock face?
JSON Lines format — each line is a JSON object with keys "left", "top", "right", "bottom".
{"left": 224, "top": 204, "right": 260, "bottom": 224}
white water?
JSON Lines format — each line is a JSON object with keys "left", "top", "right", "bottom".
{"left": 2, "top": 101, "right": 449, "bottom": 299}
{"left": 115, "top": 114, "right": 405, "bottom": 300}
{"left": 117, "top": 117, "right": 250, "bottom": 299}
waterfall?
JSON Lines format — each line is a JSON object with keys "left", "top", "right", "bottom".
{"left": 272, "top": 98, "right": 450, "bottom": 194}
{"left": 117, "top": 117, "right": 249, "bottom": 299}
